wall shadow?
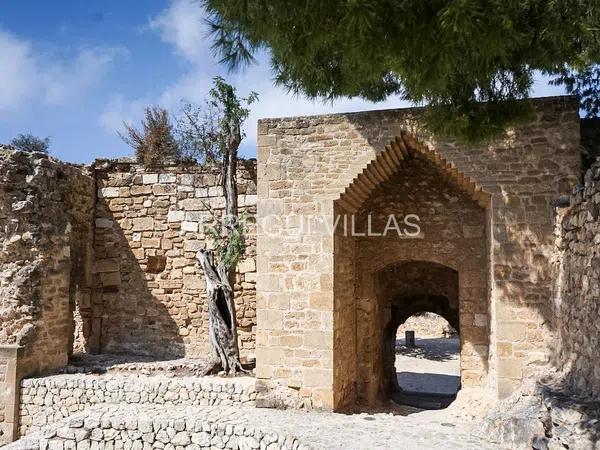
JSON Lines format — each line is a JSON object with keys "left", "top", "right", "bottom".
{"left": 78, "top": 192, "right": 186, "bottom": 363}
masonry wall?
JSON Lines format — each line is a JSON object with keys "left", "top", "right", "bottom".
{"left": 0, "top": 150, "right": 95, "bottom": 444}
{"left": 256, "top": 96, "right": 581, "bottom": 410}
{"left": 553, "top": 159, "right": 600, "bottom": 397}
{"left": 90, "top": 160, "right": 257, "bottom": 359}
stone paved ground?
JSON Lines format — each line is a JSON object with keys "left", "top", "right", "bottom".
{"left": 250, "top": 406, "right": 502, "bottom": 449}
{"left": 11, "top": 403, "right": 502, "bottom": 450}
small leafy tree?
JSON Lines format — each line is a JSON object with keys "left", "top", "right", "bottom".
{"left": 177, "top": 77, "right": 257, "bottom": 375}
{"left": 10, "top": 134, "right": 50, "bottom": 153}
{"left": 120, "top": 106, "right": 180, "bottom": 165}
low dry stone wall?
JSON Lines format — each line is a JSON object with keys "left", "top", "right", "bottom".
{"left": 19, "top": 374, "right": 257, "bottom": 436}
{"left": 8, "top": 404, "right": 308, "bottom": 450}
{"left": 553, "top": 159, "right": 600, "bottom": 397}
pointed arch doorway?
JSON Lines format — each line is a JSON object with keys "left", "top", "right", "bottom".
{"left": 332, "top": 133, "right": 490, "bottom": 410}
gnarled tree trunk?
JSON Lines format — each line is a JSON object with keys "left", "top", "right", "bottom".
{"left": 196, "top": 250, "right": 243, "bottom": 375}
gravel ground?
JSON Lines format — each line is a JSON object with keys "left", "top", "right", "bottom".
{"left": 395, "top": 337, "right": 460, "bottom": 395}
{"left": 250, "top": 406, "right": 502, "bottom": 449}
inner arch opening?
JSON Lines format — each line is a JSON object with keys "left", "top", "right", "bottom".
{"left": 378, "top": 261, "right": 461, "bottom": 409}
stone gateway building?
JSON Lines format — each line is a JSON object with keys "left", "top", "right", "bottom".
{"left": 1, "top": 96, "right": 599, "bottom": 448}
{"left": 254, "top": 96, "right": 580, "bottom": 409}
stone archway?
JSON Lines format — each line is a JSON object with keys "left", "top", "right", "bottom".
{"left": 332, "top": 133, "right": 490, "bottom": 409}
{"left": 378, "top": 261, "right": 459, "bottom": 396}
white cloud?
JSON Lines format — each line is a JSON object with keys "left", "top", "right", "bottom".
{"left": 99, "top": 95, "right": 149, "bottom": 134}
{"left": 102, "top": 0, "right": 408, "bottom": 151}
{"left": 43, "top": 47, "right": 129, "bottom": 105}
{"left": 0, "top": 30, "right": 37, "bottom": 111}
{"left": 0, "top": 28, "right": 127, "bottom": 114}
{"left": 148, "top": 0, "right": 211, "bottom": 65}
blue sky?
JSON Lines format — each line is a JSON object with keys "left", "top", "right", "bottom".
{"left": 0, "top": 1, "right": 567, "bottom": 164}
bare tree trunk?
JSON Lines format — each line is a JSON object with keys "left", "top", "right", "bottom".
{"left": 196, "top": 121, "right": 244, "bottom": 376}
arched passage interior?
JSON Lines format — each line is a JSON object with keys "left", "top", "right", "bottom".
{"left": 378, "top": 261, "right": 459, "bottom": 398}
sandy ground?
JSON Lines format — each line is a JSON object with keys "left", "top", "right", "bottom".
{"left": 395, "top": 337, "right": 460, "bottom": 395}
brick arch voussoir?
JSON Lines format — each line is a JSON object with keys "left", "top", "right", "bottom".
{"left": 335, "top": 131, "right": 491, "bottom": 213}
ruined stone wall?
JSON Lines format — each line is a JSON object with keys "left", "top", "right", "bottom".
{"left": 0, "top": 150, "right": 95, "bottom": 444}
{"left": 256, "top": 96, "right": 580, "bottom": 410}
{"left": 0, "top": 152, "right": 95, "bottom": 372}
{"left": 553, "top": 159, "right": 600, "bottom": 397}
{"left": 91, "top": 160, "right": 257, "bottom": 359}
{"left": 397, "top": 313, "right": 457, "bottom": 338}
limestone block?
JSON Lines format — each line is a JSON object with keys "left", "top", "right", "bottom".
{"left": 183, "top": 276, "right": 204, "bottom": 290}
{"left": 167, "top": 211, "right": 184, "bottom": 223}
{"left": 181, "top": 222, "right": 198, "bottom": 232}
{"left": 158, "top": 174, "right": 176, "bottom": 183}
{"left": 99, "top": 187, "right": 120, "bottom": 198}
{"left": 207, "top": 186, "right": 222, "bottom": 197}
{"left": 183, "top": 241, "right": 204, "bottom": 252}
{"left": 185, "top": 212, "right": 210, "bottom": 222}
{"left": 237, "top": 259, "right": 256, "bottom": 274}
{"left": 179, "top": 199, "right": 206, "bottom": 211}
{"left": 132, "top": 217, "right": 154, "bottom": 231}
{"left": 152, "top": 185, "right": 176, "bottom": 196}
{"left": 141, "top": 238, "right": 161, "bottom": 248}
{"left": 180, "top": 174, "right": 195, "bottom": 185}
{"left": 142, "top": 174, "right": 158, "bottom": 184}
{"left": 131, "top": 185, "right": 152, "bottom": 196}
{"left": 497, "top": 322, "right": 527, "bottom": 341}
{"left": 497, "top": 358, "right": 523, "bottom": 379}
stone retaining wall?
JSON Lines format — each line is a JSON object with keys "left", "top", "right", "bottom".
{"left": 553, "top": 159, "right": 600, "bottom": 397}
{"left": 19, "top": 374, "right": 257, "bottom": 436}
{"left": 8, "top": 404, "right": 308, "bottom": 450}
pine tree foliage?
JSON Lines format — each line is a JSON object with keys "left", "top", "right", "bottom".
{"left": 202, "top": 0, "right": 600, "bottom": 142}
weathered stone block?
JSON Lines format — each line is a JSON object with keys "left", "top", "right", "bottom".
{"left": 167, "top": 211, "right": 184, "bottom": 223}
{"left": 142, "top": 174, "right": 158, "bottom": 184}
{"left": 132, "top": 217, "right": 154, "bottom": 231}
